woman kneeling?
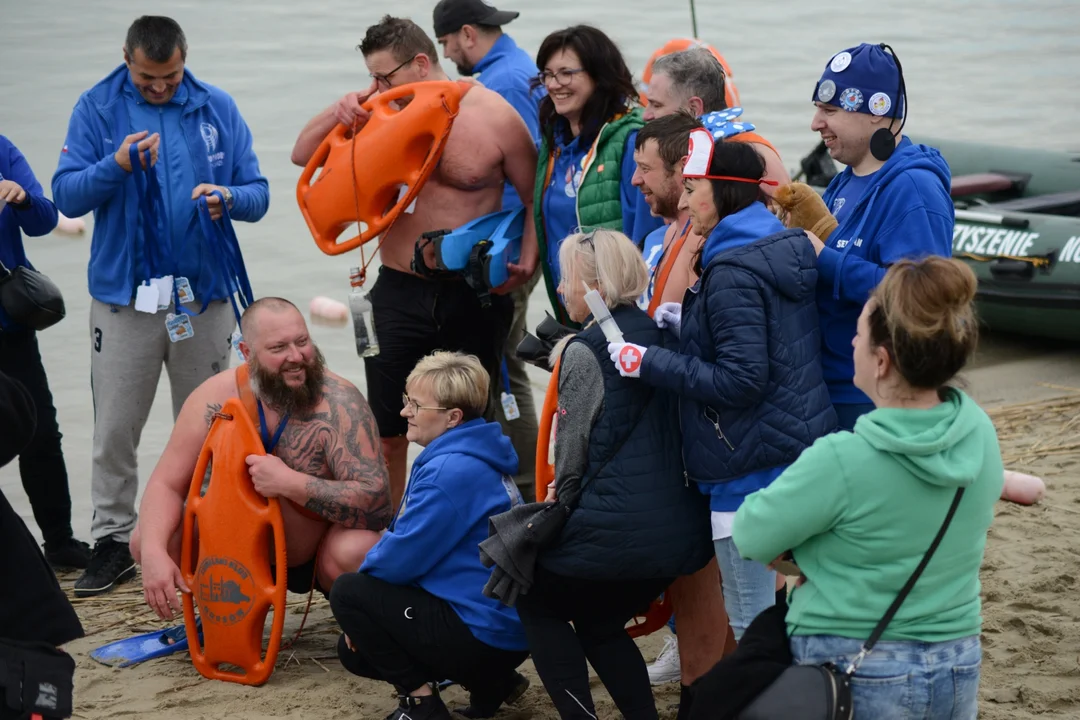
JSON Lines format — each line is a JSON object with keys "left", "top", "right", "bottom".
{"left": 330, "top": 352, "right": 529, "bottom": 720}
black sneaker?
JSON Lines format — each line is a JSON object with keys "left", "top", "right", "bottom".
{"left": 452, "top": 672, "right": 530, "bottom": 718}
{"left": 44, "top": 537, "right": 91, "bottom": 570}
{"left": 74, "top": 539, "right": 137, "bottom": 597}
{"left": 388, "top": 693, "right": 453, "bottom": 720}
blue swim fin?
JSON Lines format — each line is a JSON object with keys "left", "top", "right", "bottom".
{"left": 90, "top": 619, "right": 203, "bottom": 668}
{"left": 422, "top": 207, "right": 524, "bottom": 292}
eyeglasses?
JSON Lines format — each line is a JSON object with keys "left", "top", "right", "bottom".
{"left": 537, "top": 68, "right": 585, "bottom": 87}
{"left": 402, "top": 393, "right": 448, "bottom": 413}
{"left": 371, "top": 55, "right": 418, "bottom": 88}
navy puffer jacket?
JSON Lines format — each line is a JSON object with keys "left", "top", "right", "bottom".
{"left": 641, "top": 204, "right": 837, "bottom": 484}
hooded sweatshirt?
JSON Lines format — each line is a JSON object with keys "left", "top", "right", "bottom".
{"left": 360, "top": 418, "right": 528, "bottom": 652}
{"left": 733, "top": 388, "right": 1003, "bottom": 642}
{"left": 817, "top": 137, "right": 953, "bottom": 405}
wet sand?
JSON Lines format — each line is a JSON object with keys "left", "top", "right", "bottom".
{"left": 46, "top": 319, "right": 1080, "bottom": 720}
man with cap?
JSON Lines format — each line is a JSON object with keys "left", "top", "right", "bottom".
{"left": 433, "top": 0, "right": 544, "bottom": 501}
{"left": 784, "top": 42, "right": 953, "bottom": 431}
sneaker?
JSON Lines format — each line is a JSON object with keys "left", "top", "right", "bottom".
{"left": 387, "top": 692, "right": 453, "bottom": 720}
{"left": 647, "top": 634, "right": 681, "bottom": 685}
{"left": 451, "top": 672, "right": 530, "bottom": 718}
{"left": 44, "top": 537, "right": 91, "bottom": 570}
{"left": 74, "top": 539, "right": 137, "bottom": 597}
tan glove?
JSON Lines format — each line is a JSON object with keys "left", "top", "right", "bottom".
{"left": 774, "top": 182, "right": 838, "bottom": 242}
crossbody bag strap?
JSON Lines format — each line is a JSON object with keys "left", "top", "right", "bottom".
{"left": 847, "top": 486, "right": 966, "bottom": 674}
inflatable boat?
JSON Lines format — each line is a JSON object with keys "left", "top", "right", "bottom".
{"left": 797, "top": 137, "right": 1080, "bottom": 342}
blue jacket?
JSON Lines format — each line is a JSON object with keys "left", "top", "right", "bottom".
{"left": 641, "top": 203, "right": 837, "bottom": 487}
{"left": 52, "top": 65, "right": 269, "bottom": 306}
{"left": 360, "top": 419, "right": 528, "bottom": 652}
{"left": 0, "top": 135, "right": 59, "bottom": 330}
{"left": 540, "top": 305, "right": 713, "bottom": 581}
{"left": 474, "top": 34, "right": 543, "bottom": 210}
{"left": 818, "top": 136, "right": 953, "bottom": 405}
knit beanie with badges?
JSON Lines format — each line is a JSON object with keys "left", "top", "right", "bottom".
{"left": 812, "top": 43, "right": 903, "bottom": 118}
{"left": 0, "top": 369, "right": 37, "bottom": 467}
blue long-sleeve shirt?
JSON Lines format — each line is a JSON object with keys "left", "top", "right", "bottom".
{"left": 0, "top": 135, "right": 60, "bottom": 330}
{"left": 52, "top": 65, "right": 269, "bottom": 306}
{"left": 472, "top": 34, "right": 543, "bottom": 210}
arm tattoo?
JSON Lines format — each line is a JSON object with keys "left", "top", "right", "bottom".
{"left": 290, "top": 376, "right": 392, "bottom": 530}
{"left": 204, "top": 402, "right": 223, "bottom": 427}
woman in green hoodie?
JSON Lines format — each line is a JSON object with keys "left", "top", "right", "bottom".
{"left": 732, "top": 256, "right": 1002, "bottom": 719}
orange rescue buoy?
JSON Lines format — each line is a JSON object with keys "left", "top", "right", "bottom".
{"left": 535, "top": 357, "right": 672, "bottom": 638}
{"left": 640, "top": 39, "right": 740, "bottom": 110}
{"left": 297, "top": 81, "right": 466, "bottom": 256}
{"left": 181, "top": 397, "right": 288, "bottom": 686}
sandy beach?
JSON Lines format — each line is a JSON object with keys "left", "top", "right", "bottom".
{"left": 47, "top": 325, "right": 1080, "bottom": 720}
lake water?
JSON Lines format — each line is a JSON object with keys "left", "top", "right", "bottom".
{"left": 1, "top": 0, "right": 1078, "bottom": 540}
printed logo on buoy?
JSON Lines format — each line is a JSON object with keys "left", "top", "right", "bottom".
{"left": 196, "top": 555, "right": 256, "bottom": 626}
{"left": 839, "top": 88, "right": 864, "bottom": 112}
{"left": 869, "top": 92, "right": 892, "bottom": 116}
{"left": 618, "top": 346, "right": 643, "bottom": 374}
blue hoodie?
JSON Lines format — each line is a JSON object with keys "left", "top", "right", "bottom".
{"left": 360, "top": 418, "right": 528, "bottom": 652}
{"left": 472, "top": 34, "right": 543, "bottom": 210}
{"left": 52, "top": 65, "right": 269, "bottom": 307}
{"left": 817, "top": 137, "right": 953, "bottom": 405}
{"left": 0, "top": 135, "right": 60, "bottom": 330}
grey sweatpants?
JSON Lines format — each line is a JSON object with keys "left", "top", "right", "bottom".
{"left": 89, "top": 298, "right": 236, "bottom": 543}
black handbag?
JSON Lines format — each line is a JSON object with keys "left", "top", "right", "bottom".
{"left": 739, "top": 487, "right": 966, "bottom": 720}
{"left": 0, "top": 260, "right": 65, "bottom": 332}
{"left": 0, "top": 639, "right": 75, "bottom": 719}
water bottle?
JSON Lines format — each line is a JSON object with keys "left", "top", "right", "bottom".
{"left": 348, "top": 267, "right": 380, "bottom": 358}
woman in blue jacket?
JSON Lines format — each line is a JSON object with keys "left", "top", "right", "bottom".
{"left": 330, "top": 352, "right": 529, "bottom": 720}
{"left": 0, "top": 134, "right": 90, "bottom": 570}
{"left": 607, "top": 132, "right": 837, "bottom": 639}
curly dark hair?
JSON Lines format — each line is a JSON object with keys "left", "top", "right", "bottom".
{"left": 358, "top": 15, "right": 438, "bottom": 64}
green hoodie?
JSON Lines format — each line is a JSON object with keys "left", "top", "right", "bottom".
{"left": 733, "top": 388, "right": 1004, "bottom": 642}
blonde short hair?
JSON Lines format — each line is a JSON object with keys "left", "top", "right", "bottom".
{"left": 405, "top": 351, "right": 488, "bottom": 420}
{"left": 557, "top": 229, "right": 649, "bottom": 309}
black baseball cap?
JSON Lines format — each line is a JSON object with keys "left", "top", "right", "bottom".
{"left": 433, "top": 0, "right": 520, "bottom": 38}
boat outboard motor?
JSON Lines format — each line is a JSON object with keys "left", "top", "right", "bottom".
{"left": 515, "top": 312, "right": 578, "bottom": 372}
{"left": 411, "top": 207, "right": 524, "bottom": 307}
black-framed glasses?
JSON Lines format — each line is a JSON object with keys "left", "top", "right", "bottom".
{"left": 537, "top": 68, "right": 585, "bottom": 87}
{"left": 371, "top": 55, "right": 418, "bottom": 88}
{"left": 402, "top": 393, "right": 448, "bottom": 413}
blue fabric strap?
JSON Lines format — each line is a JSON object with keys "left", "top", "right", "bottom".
{"left": 175, "top": 191, "right": 254, "bottom": 326}
{"left": 257, "top": 399, "right": 290, "bottom": 454}
{"left": 129, "top": 145, "right": 172, "bottom": 283}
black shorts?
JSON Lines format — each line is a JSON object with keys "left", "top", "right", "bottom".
{"left": 363, "top": 267, "right": 514, "bottom": 438}
{"left": 271, "top": 556, "right": 329, "bottom": 599}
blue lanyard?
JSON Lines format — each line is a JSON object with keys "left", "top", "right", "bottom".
{"left": 500, "top": 358, "right": 511, "bottom": 394}
{"left": 256, "top": 399, "right": 290, "bottom": 454}
{"left": 175, "top": 192, "right": 254, "bottom": 326}
{"left": 129, "top": 146, "right": 173, "bottom": 282}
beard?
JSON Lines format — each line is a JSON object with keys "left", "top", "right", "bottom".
{"left": 652, "top": 191, "right": 681, "bottom": 220}
{"left": 455, "top": 61, "right": 475, "bottom": 77}
{"left": 249, "top": 345, "right": 327, "bottom": 416}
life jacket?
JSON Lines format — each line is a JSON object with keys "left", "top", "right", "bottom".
{"left": 180, "top": 395, "right": 288, "bottom": 686}
{"left": 297, "top": 80, "right": 471, "bottom": 256}
{"left": 640, "top": 39, "right": 741, "bottom": 109}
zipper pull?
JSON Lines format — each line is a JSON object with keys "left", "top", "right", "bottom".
{"left": 683, "top": 470, "right": 689, "bottom": 487}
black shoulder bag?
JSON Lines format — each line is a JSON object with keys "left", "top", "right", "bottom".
{"left": 0, "top": 260, "right": 66, "bottom": 332}
{"left": 739, "top": 487, "right": 966, "bottom": 720}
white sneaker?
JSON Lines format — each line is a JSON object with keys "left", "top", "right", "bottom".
{"left": 647, "top": 634, "right": 681, "bottom": 685}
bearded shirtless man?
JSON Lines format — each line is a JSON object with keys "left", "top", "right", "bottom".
{"left": 291, "top": 15, "right": 538, "bottom": 510}
{"left": 132, "top": 298, "right": 391, "bottom": 620}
